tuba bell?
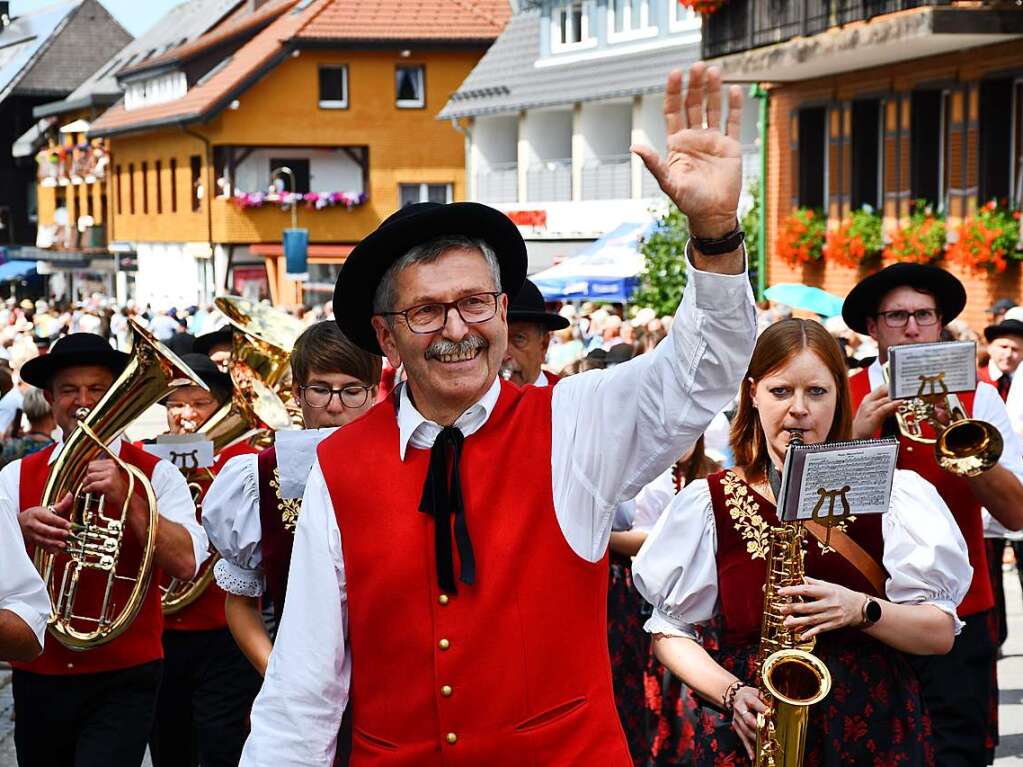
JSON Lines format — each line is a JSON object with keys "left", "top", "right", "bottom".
{"left": 37, "top": 319, "right": 209, "bottom": 649}
{"left": 887, "top": 368, "right": 1002, "bottom": 477}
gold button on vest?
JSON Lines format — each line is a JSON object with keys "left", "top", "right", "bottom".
{"left": 438, "top": 594, "right": 450, "bottom": 605}
{"left": 441, "top": 685, "right": 453, "bottom": 697}
{"left": 438, "top": 638, "right": 450, "bottom": 650}
{"left": 446, "top": 732, "right": 458, "bottom": 745}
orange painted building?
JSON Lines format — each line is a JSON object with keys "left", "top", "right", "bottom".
{"left": 704, "top": 1, "right": 1023, "bottom": 332}
{"left": 88, "top": 0, "right": 509, "bottom": 306}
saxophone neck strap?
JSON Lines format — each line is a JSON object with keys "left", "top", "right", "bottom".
{"left": 803, "top": 520, "right": 887, "bottom": 598}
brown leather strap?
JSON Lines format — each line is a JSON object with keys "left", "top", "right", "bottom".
{"left": 805, "top": 520, "right": 887, "bottom": 597}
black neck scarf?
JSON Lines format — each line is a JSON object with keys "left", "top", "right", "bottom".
{"left": 419, "top": 425, "right": 476, "bottom": 594}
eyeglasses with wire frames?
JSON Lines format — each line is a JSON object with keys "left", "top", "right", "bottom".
{"left": 378, "top": 292, "right": 501, "bottom": 334}
{"left": 874, "top": 308, "right": 940, "bottom": 328}
{"left": 299, "top": 383, "right": 372, "bottom": 409}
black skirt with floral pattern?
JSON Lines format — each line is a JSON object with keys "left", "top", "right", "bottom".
{"left": 690, "top": 637, "right": 932, "bottom": 767}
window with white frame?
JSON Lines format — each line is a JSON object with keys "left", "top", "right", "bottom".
{"left": 669, "top": 1, "right": 700, "bottom": 32}
{"left": 396, "top": 65, "right": 425, "bottom": 109}
{"left": 318, "top": 65, "right": 348, "bottom": 108}
{"left": 608, "top": 0, "right": 652, "bottom": 38}
{"left": 399, "top": 183, "right": 453, "bottom": 207}
{"left": 551, "top": 1, "right": 595, "bottom": 50}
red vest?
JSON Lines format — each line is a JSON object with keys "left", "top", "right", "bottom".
{"left": 14, "top": 441, "right": 164, "bottom": 675}
{"left": 849, "top": 368, "right": 991, "bottom": 616}
{"left": 256, "top": 446, "right": 294, "bottom": 621}
{"left": 320, "top": 382, "right": 630, "bottom": 767}
{"left": 543, "top": 370, "right": 561, "bottom": 386}
{"left": 706, "top": 470, "right": 886, "bottom": 646}
{"left": 164, "top": 439, "right": 261, "bottom": 632}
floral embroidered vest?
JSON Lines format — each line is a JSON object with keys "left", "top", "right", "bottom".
{"left": 706, "top": 470, "right": 886, "bottom": 646}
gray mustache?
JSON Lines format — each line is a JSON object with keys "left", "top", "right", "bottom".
{"left": 425, "top": 335, "right": 488, "bottom": 360}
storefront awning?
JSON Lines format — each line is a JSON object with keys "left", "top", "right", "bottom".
{"left": 0, "top": 260, "right": 37, "bottom": 281}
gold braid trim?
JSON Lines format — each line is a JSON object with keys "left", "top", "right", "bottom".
{"left": 269, "top": 467, "right": 302, "bottom": 534}
{"left": 721, "top": 471, "right": 770, "bottom": 560}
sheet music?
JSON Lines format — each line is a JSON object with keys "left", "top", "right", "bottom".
{"left": 144, "top": 434, "right": 215, "bottom": 469}
{"left": 778, "top": 439, "right": 899, "bottom": 522}
{"left": 276, "top": 427, "right": 338, "bottom": 499}
{"left": 888, "top": 340, "right": 977, "bottom": 400}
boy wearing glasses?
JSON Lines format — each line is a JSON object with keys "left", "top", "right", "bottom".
{"left": 843, "top": 262, "right": 1023, "bottom": 767}
{"left": 202, "top": 321, "right": 381, "bottom": 676}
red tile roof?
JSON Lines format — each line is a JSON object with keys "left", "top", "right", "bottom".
{"left": 90, "top": 0, "right": 509, "bottom": 136}
{"left": 294, "top": 0, "right": 511, "bottom": 42}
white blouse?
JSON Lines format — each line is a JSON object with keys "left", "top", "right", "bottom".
{"left": 202, "top": 454, "right": 265, "bottom": 597}
{"left": 633, "top": 469, "right": 972, "bottom": 641}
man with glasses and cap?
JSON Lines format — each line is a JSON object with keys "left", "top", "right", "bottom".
{"left": 240, "top": 62, "right": 755, "bottom": 767}
{"left": 0, "top": 333, "right": 208, "bottom": 767}
{"left": 843, "top": 263, "right": 1023, "bottom": 767}
{"left": 500, "top": 278, "right": 570, "bottom": 387}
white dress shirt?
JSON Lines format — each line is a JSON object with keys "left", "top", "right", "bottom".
{"left": 0, "top": 436, "right": 209, "bottom": 579}
{"left": 0, "top": 495, "right": 50, "bottom": 649}
{"left": 633, "top": 470, "right": 973, "bottom": 641}
{"left": 241, "top": 259, "right": 756, "bottom": 767}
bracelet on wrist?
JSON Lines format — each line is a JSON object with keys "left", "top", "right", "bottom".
{"left": 723, "top": 679, "right": 744, "bottom": 712}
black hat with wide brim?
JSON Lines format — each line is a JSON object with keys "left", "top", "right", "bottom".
{"left": 20, "top": 333, "right": 129, "bottom": 389}
{"left": 163, "top": 353, "right": 232, "bottom": 405}
{"left": 984, "top": 319, "right": 1023, "bottom": 343}
{"left": 334, "top": 202, "right": 528, "bottom": 354}
{"left": 507, "top": 278, "right": 569, "bottom": 331}
{"left": 842, "top": 263, "right": 966, "bottom": 335}
{"left": 193, "top": 327, "right": 233, "bottom": 357}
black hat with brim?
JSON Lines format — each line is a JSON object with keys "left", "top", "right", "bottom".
{"left": 842, "top": 263, "right": 966, "bottom": 335}
{"left": 20, "top": 333, "right": 129, "bottom": 389}
{"left": 193, "top": 327, "right": 233, "bottom": 357}
{"left": 984, "top": 319, "right": 1023, "bottom": 343}
{"left": 164, "top": 353, "right": 232, "bottom": 405}
{"left": 507, "top": 278, "right": 569, "bottom": 331}
{"left": 334, "top": 202, "right": 528, "bottom": 354}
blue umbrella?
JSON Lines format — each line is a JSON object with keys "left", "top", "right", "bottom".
{"left": 763, "top": 283, "right": 844, "bottom": 318}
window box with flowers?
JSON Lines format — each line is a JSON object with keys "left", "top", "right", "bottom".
{"left": 777, "top": 207, "right": 825, "bottom": 269}
{"left": 945, "top": 200, "right": 1022, "bottom": 274}
{"left": 677, "top": 0, "right": 726, "bottom": 13}
{"left": 883, "top": 201, "right": 946, "bottom": 264}
{"left": 825, "top": 207, "right": 883, "bottom": 269}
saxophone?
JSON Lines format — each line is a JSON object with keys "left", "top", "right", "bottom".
{"left": 754, "top": 430, "right": 832, "bottom": 767}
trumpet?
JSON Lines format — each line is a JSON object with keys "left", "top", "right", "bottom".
{"left": 885, "top": 366, "right": 1002, "bottom": 477}
{"left": 38, "top": 320, "right": 207, "bottom": 649}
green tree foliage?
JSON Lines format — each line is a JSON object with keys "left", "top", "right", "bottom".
{"left": 742, "top": 176, "right": 760, "bottom": 295}
{"left": 631, "top": 206, "right": 689, "bottom": 317}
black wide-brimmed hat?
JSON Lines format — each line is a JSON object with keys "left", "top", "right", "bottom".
{"left": 20, "top": 333, "right": 129, "bottom": 389}
{"left": 985, "top": 319, "right": 1023, "bottom": 344}
{"left": 334, "top": 202, "right": 528, "bottom": 354}
{"left": 193, "top": 327, "right": 233, "bottom": 357}
{"left": 507, "top": 279, "right": 569, "bottom": 331}
{"left": 168, "top": 353, "right": 232, "bottom": 404}
{"left": 842, "top": 263, "right": 966, "bottom": 335}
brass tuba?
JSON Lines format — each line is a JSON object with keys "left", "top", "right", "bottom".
{"left": 37, "top": 319, "right": 209, "bottom": 649}
{"left": 755, "top": 430, "right": 832, "bottom": 767}
{"left": 161, "top": 298, "right": 302, "bottom": 613}
{"left": 887, "top": 368, "right": 1002, "bottom": 477}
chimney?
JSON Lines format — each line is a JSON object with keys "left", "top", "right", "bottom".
{"left": 0, "top": 3, "right": 10, "bottom": 31}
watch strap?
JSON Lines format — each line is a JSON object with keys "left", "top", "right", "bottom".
{"left": 692, "top": 225, "right": 745, "bottom": 256}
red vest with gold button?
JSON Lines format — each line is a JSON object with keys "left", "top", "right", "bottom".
{"left": 849, "top": 367, "right": 991, "bottom": 616}
{"left": 706, "top": 470, "right": 886, "bottom": 645}
{"left": 320, "top": 381, "right": 630, "bottom": 767}
{"left": 164, "top": 439, "right": 261, "bottom": 632}
{"left": 14, "top": 441, "right": 165, "bottom": 675}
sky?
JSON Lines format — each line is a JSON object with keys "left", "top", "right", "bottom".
{"left": 10, "top": 0, "right": 184, "bottom": 37}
